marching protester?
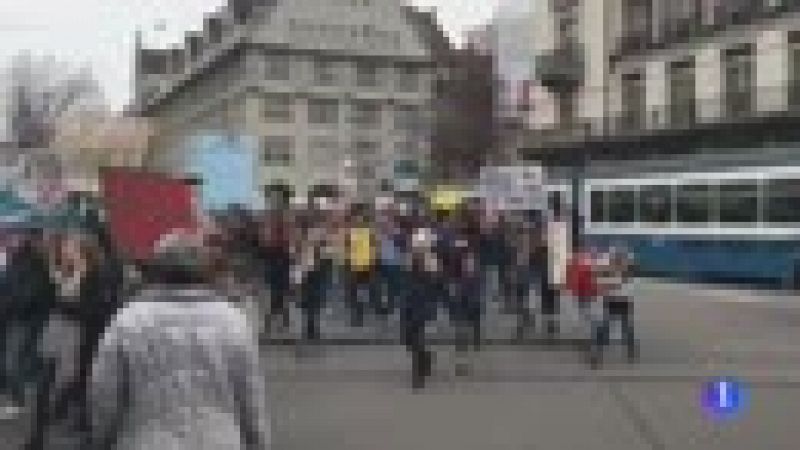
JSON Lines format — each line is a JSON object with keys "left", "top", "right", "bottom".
{"left": 0, "top": 231, "right": 18, "bottom": 411}
{"left": 479, "top": 208, "right": 507, "bottom": 310}
{"left": 87, "top": 230, "right": 270, "bottom": 450}
{"left": 24, "top": 224, "right": 126, "bottom": 450}
{"left": 508, "top": 212, "right": 539, "bottom": 341}
{"left": 298, "top": 207, "right": 331, "bottom": 342}
{"left": 261, "top": 209, "right": 292, "bottom": 334}
{"left": 403, "top": 213, "right": 439, "bottom": 389}
{"left": 345, "top": 208, "right": 381, "bottom": 328}
{"left": 543, "top": 203, "right": 570, "bottom": 337}
{"left": 590, "top": 245, "right": 638, "bottom": 368}
{"left": 377, "top": 209, "right": 403, "bottom": 321}
{"left": 3, "top": 229, "right": 57, "bottom": 412}
{"left": 23, "top": 232, "right": 94, "bottom": 449}
{"left": 447, "top": 208, "right": 482, "bottom": 372}
{"left": 566, "top": 245, "right": 600, "bottom": 354}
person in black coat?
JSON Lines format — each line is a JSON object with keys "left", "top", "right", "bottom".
{"left": 25, "top": 232, "right": 122, "bottom": 450}
{"left": 402, "top": 224, "right": 439, "bottom": 390}
{"left": 4, "top": 229, "right": 57, "bottom": 406}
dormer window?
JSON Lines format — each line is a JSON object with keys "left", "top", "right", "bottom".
{"left": 170, "top": 48, "right": 185, "bottom": 74}
{"left": 232, "top": 0, "right": 255, "bottom": 24}
{"left": 187, "top": 36, "right": 202, "bottom": 60}
{"left": 207, "top": 17, "right": 223, "bottom": 44}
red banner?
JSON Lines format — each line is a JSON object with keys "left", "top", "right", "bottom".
{"left": 101, "top": 168, "right": 198, "bottom": 261}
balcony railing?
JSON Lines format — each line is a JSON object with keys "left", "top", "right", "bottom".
{"left": 612, "top": 1, "right": 800, "bottom": 60}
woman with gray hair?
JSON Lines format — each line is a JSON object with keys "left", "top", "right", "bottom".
{"left": 87, "top": 230, "right": 271, "bottom": 450}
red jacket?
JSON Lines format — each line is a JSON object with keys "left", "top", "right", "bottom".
{"left": 566, "top": 252, "right": 598, "bottom": 300}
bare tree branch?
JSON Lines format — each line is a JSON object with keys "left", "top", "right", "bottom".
{"left": 4, "top": 53, "right": 105, "bottom": 149}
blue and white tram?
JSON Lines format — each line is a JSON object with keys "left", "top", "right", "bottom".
{"left": 576, "top": 165, "right": 800, "bottom": 286}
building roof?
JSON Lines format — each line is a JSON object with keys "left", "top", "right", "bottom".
{"left": 402, "top": 6, "right": 452, "bottom": 59}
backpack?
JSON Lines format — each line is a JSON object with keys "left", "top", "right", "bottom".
{"left": 566, "top": 252, "right": 598, "bottom": 300}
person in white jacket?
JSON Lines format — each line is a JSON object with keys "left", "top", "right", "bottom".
{"left": 543, "top": 213, "right": 571, "bottom": 337}
{"left": 88, "top": 231, "right": 270, "bottom": 450}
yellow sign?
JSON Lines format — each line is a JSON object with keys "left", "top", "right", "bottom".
{"left": 428, "top": 186, "right": 468, "bottom": 211}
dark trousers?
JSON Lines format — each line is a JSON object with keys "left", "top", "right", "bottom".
{"left": 511, "top": 268, "right": 536, "bottom": 339}
{"left": 302, "top": 265, "right": 330, "bottom": 341}
{"left": 5, "top": 318, "right": 46, "bottom": 404}
{"left": 401, "top": 271, "right": 437, "bottom": 388}
{"left": 402, "top": 306, "right": 431, "bottom": 389}
{"left": 379, "top": 263, "right": 403, "bottom": 314}
{"left": 346, "top": 269, "right": 381, "bottom": 326}
{"left": 0, "top": 318, "right": 8, "bottom": 395}
{"left": 593, "top": 297, "right": 637, "bottom": 359}
{"left": 446, "top": 275, "right": 482, "bottom": 351}
{"left": 265, "top": 250, "right": 291, "bottom": 329}
{"left": 539, "top": 281, "right": 560, "bottom": 335}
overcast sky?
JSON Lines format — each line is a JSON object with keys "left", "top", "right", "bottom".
{"left": 0, "top": 0, "right": 507, "bottom": 112}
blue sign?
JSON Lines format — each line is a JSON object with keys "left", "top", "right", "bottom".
{"left": 701, "top": 377, "right": 748, "bottom": 420}
{"left": 186, "top": 134, "right": 262, "bottom": 212}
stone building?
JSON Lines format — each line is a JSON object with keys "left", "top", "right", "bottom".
{"left": 134, "top": 0, "right": 446, "bottom": 203}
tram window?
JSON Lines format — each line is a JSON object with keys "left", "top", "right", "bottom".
{"left": 549, "top": 191, "right": 565, "bottom": 218}
{"left": 719, "top": 181, "right": 758, "bottom": 224}
{"left": 765, "top": 179, "right": 800, "bottom": 224}
{"left": 608, "top": 188, "right": 635, "bottom": 223}
{"left": 590, "top": 190, "right": 606, "bottom": 223}
{"left": 676, "top": 184, "right": 711, "bottom": 224}
{"left": 639, "top": 185, "right": 672, "bottom": 224}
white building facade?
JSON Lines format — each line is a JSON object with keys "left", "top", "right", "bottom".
{"left": 135, "top": 0, "right": 442, "bottom": 202}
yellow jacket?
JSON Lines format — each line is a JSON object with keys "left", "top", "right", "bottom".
{"left": 348, "top": 227, "right": 375, "bottom": 271}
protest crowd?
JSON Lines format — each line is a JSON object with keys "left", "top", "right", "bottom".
{"left": 0, "top": 186, "right": 638, "bottom": 449}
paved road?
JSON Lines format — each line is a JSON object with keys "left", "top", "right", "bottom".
{"left": 2, "top": 279, "right": 799, "bottom": 449}
{"left": 261, "top": 279, "right": 800, "bottom": 450}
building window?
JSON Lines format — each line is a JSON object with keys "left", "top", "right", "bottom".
{"left": 719, "top": 180, "right": 758, "bottom": 224}
{"left": 393, "top": 104, "right": 422, "bottom": 131}
{"left": 349, "top": 101, "right": 381, "bottom": 128}
{"left": 187, "top": 36, "right": 202, "bottom": 60}
{"left": 676, "top": 183, "right": 712, "bottom": 224}
{"left": 314, "top": 59, "right": 337, "bottom": 86}
{"left": 356, "top": 165, "right": 376, "bottom": 180}
{"left": 765, "top": 179, "right": 800, "bottom": 224}
{"left": 395, "top": 64, "right": 421, "bottom": 92}
{"left": 262, "top": 136, "right": 293, "bottom": 166}
{"left": 207, "top": 18, "right": 223, "bottom": 44}
{"left": 309, "top": 137, "right": 339, "bottom": 165}
{"left": 639, "top": 184, "right": 672, "bottom": 224}
{"left": 590, "top": 189, "right": 607, "bottom": 224}
{"left": 262, "top": 94, "right": 293, "bottom": 122}
{"left": 660, "top": 0, "right": 702, "bottom": 43}
{"left": 394, "top": 140, "right": 416, "bottom": 158}
{"left": 669, "top": 58, "right": 696, "bottom": 127}
{"left": 354, "top": 140, "right": 379, "bottom": 160}
{"left": 608, "top": 188, "right": 636, "bottom": 223}
{"left": 620, "top": 0, "right": 651, "bottom": 51}
{"left": 789, "top": 31, "right": 800, "bottom": 108}
{"left": 307, "top": 98, "right": 339, "bottom": 125}
{"left": 265, "top": 55, "right": 290, "bottom": 80}
{"left": 356, "top": 62, "right": 379, "bottom": 87}
{"left": 620, "top": 71, "right": 645, "bottom": 129}
{"left": 724, "top": 44, "right": 754, "bottom": 119}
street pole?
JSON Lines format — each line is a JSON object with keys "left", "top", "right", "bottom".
{"left": 571, "top": 147, "right": 586, "bottom": 252}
